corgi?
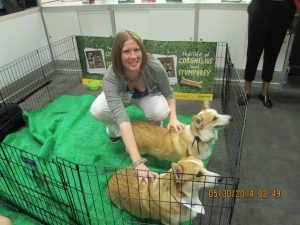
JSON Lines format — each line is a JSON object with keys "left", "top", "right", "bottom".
{"left": 108, "top": 155, "right": 223, "bottom": 225}
{"left": 132, "top": 104, "right": 232, "bottom": 161}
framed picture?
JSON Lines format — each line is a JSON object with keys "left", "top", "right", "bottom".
{"left": 84, "top": 48, "right": 106, "bottom": 74}
{"left": 153, "top": 54, "right": 178, "bottom": 85}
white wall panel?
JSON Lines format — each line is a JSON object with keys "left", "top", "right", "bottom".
{"left": 114, "top": 9, "right": 195, "bottom": 41}
{"left": 1, "top": 2, "right": 291, "bottom": 79}
{"left": 198, "top": 8, "right": 248, "bottom": 70}
{"left": 0, "top": 10, "right": 48, "bottom": 67}
{"left": 78, "top": 10, "right": 113, "bottom": 37}
{"left": 42, "top": 11, "right": 81, "bottom": 43}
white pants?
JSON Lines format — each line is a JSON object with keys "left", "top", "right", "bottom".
{"left": 90, "top": 91, "right": 170, "bottom": 137}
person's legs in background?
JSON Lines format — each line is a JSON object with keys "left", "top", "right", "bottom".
{"left": 259, "top": 1, "right": 296, "bottom": 108}
{"left": 239, "top": 0, "right": 267, "bottom": 105}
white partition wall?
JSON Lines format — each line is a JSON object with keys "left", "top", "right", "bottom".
{"left": 114, "top": 6, "right": 195, "bottom": 41}
{"left": 78, "top": 9, "right": 112, "bottom": 37}
{"left": 1, "top": 2, "right": 293, "bottom": 81}
{"left": 42, "top": 10, "right": 82, "bottom": 43}
{"left": 0, "top": 9, "right": 49, "bottom": 67}
{"left": 42, "top": 6, "right": 113, "bottom": 43}
{"left": 197, "top": 5, "right": 248, "bottom": 70}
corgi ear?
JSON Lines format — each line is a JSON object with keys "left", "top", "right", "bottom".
{"left": 192, "top": 115, "right": 203, "bottom": 128}
{"left": 202, "top": 100, "right": 210, "bottom": 110}
{"left": 171, "top": 163, "right": 183, "bottom": 183}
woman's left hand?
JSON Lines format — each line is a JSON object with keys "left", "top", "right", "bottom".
{"left": 167, "top": 119, "right": 185, "bottom": 133}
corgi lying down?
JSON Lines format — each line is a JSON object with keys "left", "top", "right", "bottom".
{"left": 132, "top": 106, "right": 232, "bottom": 161}
{"left": 108, "top": 156, "right": 223, "bottom": 225}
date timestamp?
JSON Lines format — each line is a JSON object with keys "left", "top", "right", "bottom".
{"left": 208, "top": 188, "right": 282, "bottom": 199}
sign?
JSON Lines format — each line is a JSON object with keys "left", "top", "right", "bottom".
{"left": 76, "top": 36, "right": 217, "bottom": 100}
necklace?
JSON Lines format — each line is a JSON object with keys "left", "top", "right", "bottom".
{"left": 124, "top": 73, "right": 143, "bottom": 83}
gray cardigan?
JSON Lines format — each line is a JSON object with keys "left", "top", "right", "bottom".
{"left": 103, "top": 57, "right": 175, "bottom": 125}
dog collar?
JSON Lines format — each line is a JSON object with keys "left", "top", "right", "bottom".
{"left": 194, "top": 136, "right": 201, "bottom": 142}
{"left": 192, "top": 136, "right": 202, "bottom": 155}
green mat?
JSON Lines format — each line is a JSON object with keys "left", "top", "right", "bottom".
{"left": 0, "top": 95, "right": 216, "bottom": 225}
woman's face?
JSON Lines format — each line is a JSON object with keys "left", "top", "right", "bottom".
{"left": 121, "top": 38, "right": 142, "bottom": 75}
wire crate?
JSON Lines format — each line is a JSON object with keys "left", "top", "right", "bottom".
{"left": 0, "top": 37, "right": 247, "bottom": 225}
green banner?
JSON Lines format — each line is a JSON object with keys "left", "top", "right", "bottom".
{"left": 76, "top": 36, "right": 217, "bottom": 100}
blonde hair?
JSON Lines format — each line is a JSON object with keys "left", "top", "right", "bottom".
{"left": 111, "top": 30, "right": 148, "bottom": 75}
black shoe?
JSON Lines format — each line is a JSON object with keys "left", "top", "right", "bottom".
{"left": 258, "top": 95, "right": 273, "bottom": 108}
{"left": 109, "top": 136, "right": 121, "bottom": 144}
{"left": 238, "top": 94, "right": 250, "bottom": 106}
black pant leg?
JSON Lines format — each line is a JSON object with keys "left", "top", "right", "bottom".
{"left": 261, "top": 1, "right": 296, "bottom": 82}
{"left": 244, "top": 1, "right": 269, "bottom": 82}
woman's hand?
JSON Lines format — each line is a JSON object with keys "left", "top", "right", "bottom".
{"left": 167, "top": 119, "right": 185, "bottom": 133}
{"left": 135, "top": 163, "right": 159, "bottom": 184}
{"left": 166, "top": 99, "right": 185, "bottom": 133}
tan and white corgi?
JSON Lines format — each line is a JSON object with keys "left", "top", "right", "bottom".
{"left": 132, "top": 104, "right": 232, "bottom": 161}
{"left": 108, "top": 156, "right": 223, "bottom": 225}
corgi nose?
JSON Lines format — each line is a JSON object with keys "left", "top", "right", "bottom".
{"left": 217, "top": 177, "right": 223, "bottom": 183}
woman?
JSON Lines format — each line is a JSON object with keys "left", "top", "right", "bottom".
{"left": 90, "top": 30, "right": 185, "bottom": 183}
{"left": 239, "top": 0, "right": 300, "bottom": 108}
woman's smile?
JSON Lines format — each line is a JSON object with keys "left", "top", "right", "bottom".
{"left": 122, "top": 38, "right": 142, "bottom": 75}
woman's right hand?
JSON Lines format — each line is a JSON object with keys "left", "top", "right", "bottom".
{"left": 119, "top": 122, "right": 158, "bottom": 183}
{"left": 135, "top": 163, "right": 159, "bottom": 184}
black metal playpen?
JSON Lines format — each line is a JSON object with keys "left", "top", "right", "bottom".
{"left": 0, "top": 36, "right": 247, "bottom": 225}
